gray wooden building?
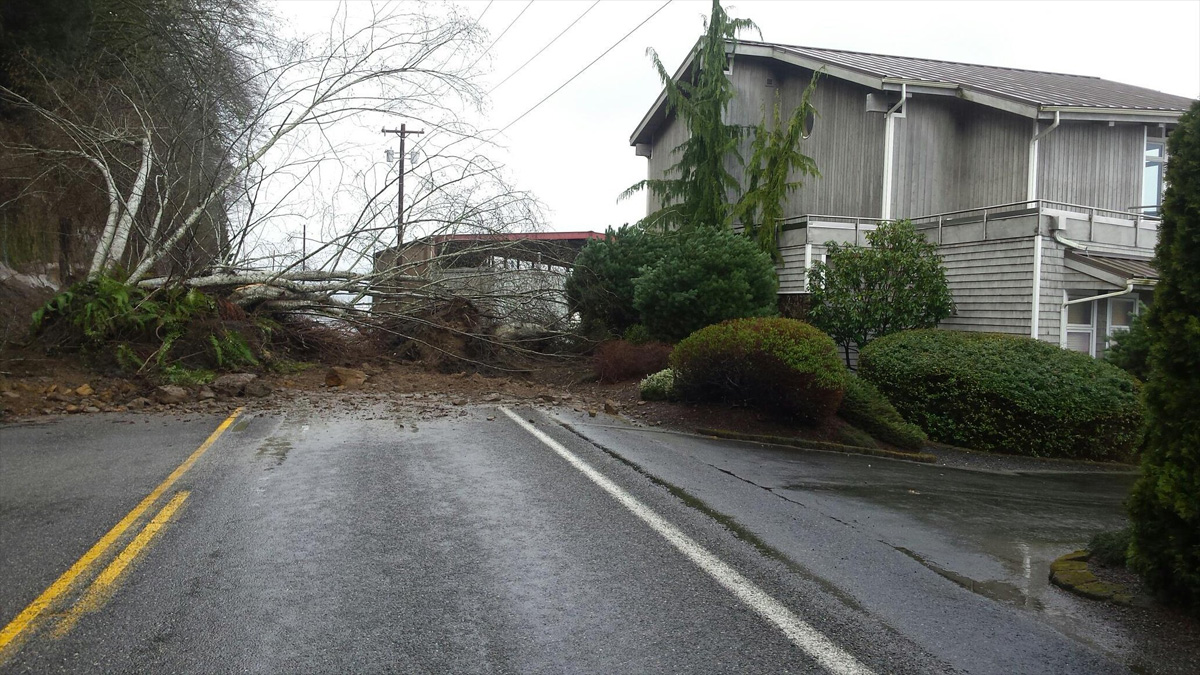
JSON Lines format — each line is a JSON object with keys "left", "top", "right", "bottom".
{"left": 630, "top": 39, "right": 1194, "bottom": 357}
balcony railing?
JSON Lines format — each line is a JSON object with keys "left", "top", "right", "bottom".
{"left": 778, "top": 199, "right": 1160, "bottom": 249}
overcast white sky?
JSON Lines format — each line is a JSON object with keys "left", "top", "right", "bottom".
{"left": 281, "top": 0, "right": 1200, "bottom": 234}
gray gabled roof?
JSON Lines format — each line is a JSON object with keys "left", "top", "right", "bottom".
{"left": 765, "top": 41, "right": 1195, "bottom": 112}
{"left": 631, "top": 39, "right": 1196, "bottom": 145}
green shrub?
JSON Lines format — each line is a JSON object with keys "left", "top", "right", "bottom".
{"left": 633, "top": 227, "right": 778, "bottom": 342}
{"left": 838, "top": 375, "right": 928, "bottom": 451}
{"left": 670, "top": 317, "right": 846, "bottom": 423}
{"left": 622, "top": 324, "right": 653, "bottom": 345}
{"left": 858, "top": 330, "right": 1143, "bottom": 461}
{"left": 1128, "top": 100, "right": 1200, "bottom": 608}
{"left": 565, "top": 225, "right": 672, "bottom": 337}
{"left": 1104, "top": 311, "right": 1151, "bottom": 381}
{"left": 835, "top": 424, "right": 877, "bottom": 449}
{"left": 639, "top": 368, "right": 676, "bottom": 401}
{"left": 1088, "top": 528, "right": 1131, "bottom": 569}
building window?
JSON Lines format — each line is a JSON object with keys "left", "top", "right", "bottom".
{"left": 1065, "top": 295, "right": 1095, "bottom": 356}
{"left": 1106, "top": 296, "right": 1139, "bottom": 348}
{"left": 1143, "top": 130, "right": 1168, "bottom": 216}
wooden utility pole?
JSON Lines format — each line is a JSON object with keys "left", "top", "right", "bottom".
{"left": 382, "top": 124, "right": 425, "bottom": 246}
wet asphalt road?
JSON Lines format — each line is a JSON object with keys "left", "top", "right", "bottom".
{"left": 0, "top": 404, "right": 1134, "bottom": 673}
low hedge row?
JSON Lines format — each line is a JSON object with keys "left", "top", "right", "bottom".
{"left": 670, "top": 317, "right": 846, "bottom": 423}
{"left": 858, "top": 330, "right": 1144, "bottom": 461}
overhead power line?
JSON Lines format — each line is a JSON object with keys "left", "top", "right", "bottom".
{"left": 487, "top": 1, "right": 601, "bottom": 95}
{"left": 468, "top": 0, "right": 535, "bottom": 72}
{"left": 488, "top": 0, "right": 673, "bottom": 142}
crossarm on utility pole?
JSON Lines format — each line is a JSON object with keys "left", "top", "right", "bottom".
{"left": 382, "top": 124, "right": 425, "bottom": 247}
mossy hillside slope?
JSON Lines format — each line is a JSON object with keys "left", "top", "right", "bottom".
{"left": 859, "top": 330, "right": 1143, "bottom": 460}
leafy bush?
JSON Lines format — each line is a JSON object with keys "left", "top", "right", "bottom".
{"left": 565, "top": 225, "right": 672, "bottom": 338}
{"left": 1088, "top": 529, "right": 1131, "bottom": 569}
{"left": 1104, "top": 312, "right": 1151, "bottom": 381}
{"left": 634, "top": 227, "right": 778, "bottom": 342}
{"left": 639, "top": 368, "right": 676, "bottom": 401}
{"left": 809, "top": 219, "right": 954, "bottom": 366}
{"left": 1129, "top": 100, "right": 1200, "bottom": 608}
{"left": 670, "top": 317, "right": 846, "bottom": 423}
{"left": 838, "top": 375, "right": 928, "bottom": 451}
{"left": 858, "top": 330, "right": 1144, "bottom": 461}
{"left": 31, "top": 275, "right": 269, "bottom": 379}
{"left": 594, "top": 339, "right": 672, "bottom": 384}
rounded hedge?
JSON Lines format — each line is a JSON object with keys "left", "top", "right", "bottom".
{"left": 858, "top": 330, "right": 1144, "bottom": 461}
{"left": 670, "top": 317, "right": 846, "bottom": 423}
{"left": 838, "top": 376, "right": 928, "bottom": 451}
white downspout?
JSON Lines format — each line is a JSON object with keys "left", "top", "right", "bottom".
{"left": 1027, "top": 110, "right": 1061, "bottom": 201}
{"left": 1030, "top": 233, "right": 1043, "bottom": 339}
{"left": 881, "top": 83, "right": 907, "bottom": 221}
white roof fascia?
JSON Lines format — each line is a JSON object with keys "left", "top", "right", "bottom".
{"left": 1039, "top": 107, "right": 1183, "bottom": 124}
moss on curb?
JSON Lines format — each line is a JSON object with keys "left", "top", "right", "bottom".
{"left": 1049, "top": 550, "right": 1135, "bottom": 605}
{"left": 695, "top": 428, "right": 938, "bottom": 463}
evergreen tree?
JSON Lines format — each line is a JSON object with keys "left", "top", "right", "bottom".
{"left": 621, "top": 0, "right": 757, "bottom": 231}
{"left": 1127, "top": 100, "right": 1200, "bottom": 607}
{"left": 734, "top": 76, "right": 821, "bottom": 260}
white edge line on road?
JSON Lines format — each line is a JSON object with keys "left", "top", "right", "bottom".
{"left": 498, "top": 407, "right": 875, "bottom": 675}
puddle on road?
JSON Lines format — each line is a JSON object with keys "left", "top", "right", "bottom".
{"left": 893, "top": 545, "right": 1043, "bottom": 610}
{"left": 231, "top": 419, "right": 251, "bottom": 433}
{"left": 255, "top": 437, "right": 292, "bottom": 467}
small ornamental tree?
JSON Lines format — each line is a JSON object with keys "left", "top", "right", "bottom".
{"left": 734, "top": 81, "right": 821, "bottom": 260}
{"left": 1127, "top": 99, "right": 1200, "bottom": 607}
{"left": 808, "top": 220, "right": 954, "bottom": 366}
{"left": 564, "top": 225, "right": 671, "bottom": 337}
{"left": 633, "top": 227, "right": 777, "bottom": 342}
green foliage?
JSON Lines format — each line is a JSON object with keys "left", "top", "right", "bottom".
{"left": 633, "top": 228, "right": 778, "bottom": 342}
{"left": 622, "top": 324, "right": 652, "bottom": 345}
{"left": 1088, "top": 529, "right": 1132, "bottom": 569}
{"left": 1128, "top": 100, "right": 1200, "bottom": 608}
{"left": 565, "top": 225, "right": 672, "bottom": 337}
{"left": 838, "top": 375, "right": 928, "bottom": 451}
{"left": 809, "top": 220, "right": 955, "bottom": 366}
{"left": 670, "top": 317, "right": 846, "bottom": 423}
{"left": 32, "top": 275, "right": 213, "bottom": 348}
{"left": 734, "top": 79, "right": 821, "bottom": 260}
{"left": 859, "top": 330, "right": 1144, "bottom": 461}
{"left": 1104, "top": 311, "right": 1152, "bottom": 381}
{"left": 30, "top": 275, "right": 269, "bottom": 379}
{"left": 639, "top": 368, "right": 677, "bottom": 401}
{"left": 207, "top": 330, "right": 259, "bottom": 370}
{"left": 834, "top": 424, "right": 877, "bottom": 449}
{"left": 622, "top": 0, "right": 757, "bottom": 231}
{"left": 160, "top": 364, "right": 215, "bottom": 386}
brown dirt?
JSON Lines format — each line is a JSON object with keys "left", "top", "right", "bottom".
{"left": 1, "top": 343, "right": 854, "bottom": 446}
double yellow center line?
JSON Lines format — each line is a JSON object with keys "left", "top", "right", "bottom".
{"left": 0, "top": 408, "right": 244, "bottom": 656}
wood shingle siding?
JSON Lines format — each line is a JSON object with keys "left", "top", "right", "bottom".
{"left": 937, "top": 237, "right": 1035, "bottom": 336}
